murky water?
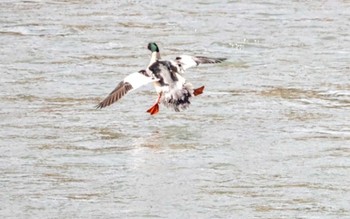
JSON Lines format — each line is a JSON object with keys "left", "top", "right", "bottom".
{"left": 1, "top": 0, "right": 350, "bottom": 218}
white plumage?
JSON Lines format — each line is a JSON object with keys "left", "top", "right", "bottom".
{"left": 96, "top": 43, "right": 226, "bottom": 115}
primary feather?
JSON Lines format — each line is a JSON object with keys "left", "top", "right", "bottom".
{"left": 175, "top": 55, "right": 226, "bottom": 71}
{"left": 96, "top": 70, "right": 158, "bottom": 109}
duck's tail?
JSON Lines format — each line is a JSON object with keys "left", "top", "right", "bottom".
{"left": 162, "top": 83, "right": 194, "bottom": 112}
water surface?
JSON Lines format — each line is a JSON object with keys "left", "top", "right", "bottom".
{"left": 1, "top": 0, "right": 350, "bottom": 218}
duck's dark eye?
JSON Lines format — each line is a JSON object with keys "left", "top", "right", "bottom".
{"left": 175, "top": 57, "right": 181, "bottom": 60}
{"left": 178, "top": 64, "right": 182, "bottom": 67}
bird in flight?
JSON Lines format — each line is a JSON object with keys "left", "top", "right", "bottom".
{"left": 96, "top": 42, "right": 226, "bottom": 115}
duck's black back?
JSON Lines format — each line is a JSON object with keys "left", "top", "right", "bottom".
{"left": 148, "top": 61, "right": 179, "bottom": 86}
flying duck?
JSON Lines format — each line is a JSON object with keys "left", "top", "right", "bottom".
{"left": 96, "top": 43, "right": 226, "bottom": 115}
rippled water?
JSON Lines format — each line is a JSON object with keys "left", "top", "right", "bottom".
{"left": 1, "top": 0, "right": 350, "bottom": 218}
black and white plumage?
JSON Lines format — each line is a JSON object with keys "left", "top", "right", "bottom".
{"left": 148, "top": 60, "right": 194, "bottom": 112}
{"left": 96, "top": 43, "right": 226, "bottom": 115}
{"left": 96, "top": 61, "right": 193, "bottom": 112}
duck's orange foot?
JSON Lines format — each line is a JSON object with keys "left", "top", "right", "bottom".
{"left": 193, "top": 86, "right": 205, "bottom": 96}
{"left": 146, "top": 103, "right": 160, "bottom": 115}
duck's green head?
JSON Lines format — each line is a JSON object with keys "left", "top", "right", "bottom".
{"left": 147, "top": 42, "right": 159, "bottom": 53}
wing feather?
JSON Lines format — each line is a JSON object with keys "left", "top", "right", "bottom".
{"left": 96, "top": 71, "right": 158, "bottom": 109}
{"left": 96, "top": 81, "right": 133, "bottom": 109}
{"left": 193, "top": 56, "right": 226, "bottom": 64}
{"left": 175, "top": 55, "right": 226, "bottom": 71}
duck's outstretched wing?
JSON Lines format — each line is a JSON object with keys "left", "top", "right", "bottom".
{"left": 97, "top": 70, "right": 158, "bottom": 109}
{"left": 175, "top": 55, "right": 226, "bottom": 71}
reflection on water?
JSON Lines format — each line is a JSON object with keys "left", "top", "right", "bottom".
{"left": 1, "top": 0, "right": 350, "bottom": 218}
